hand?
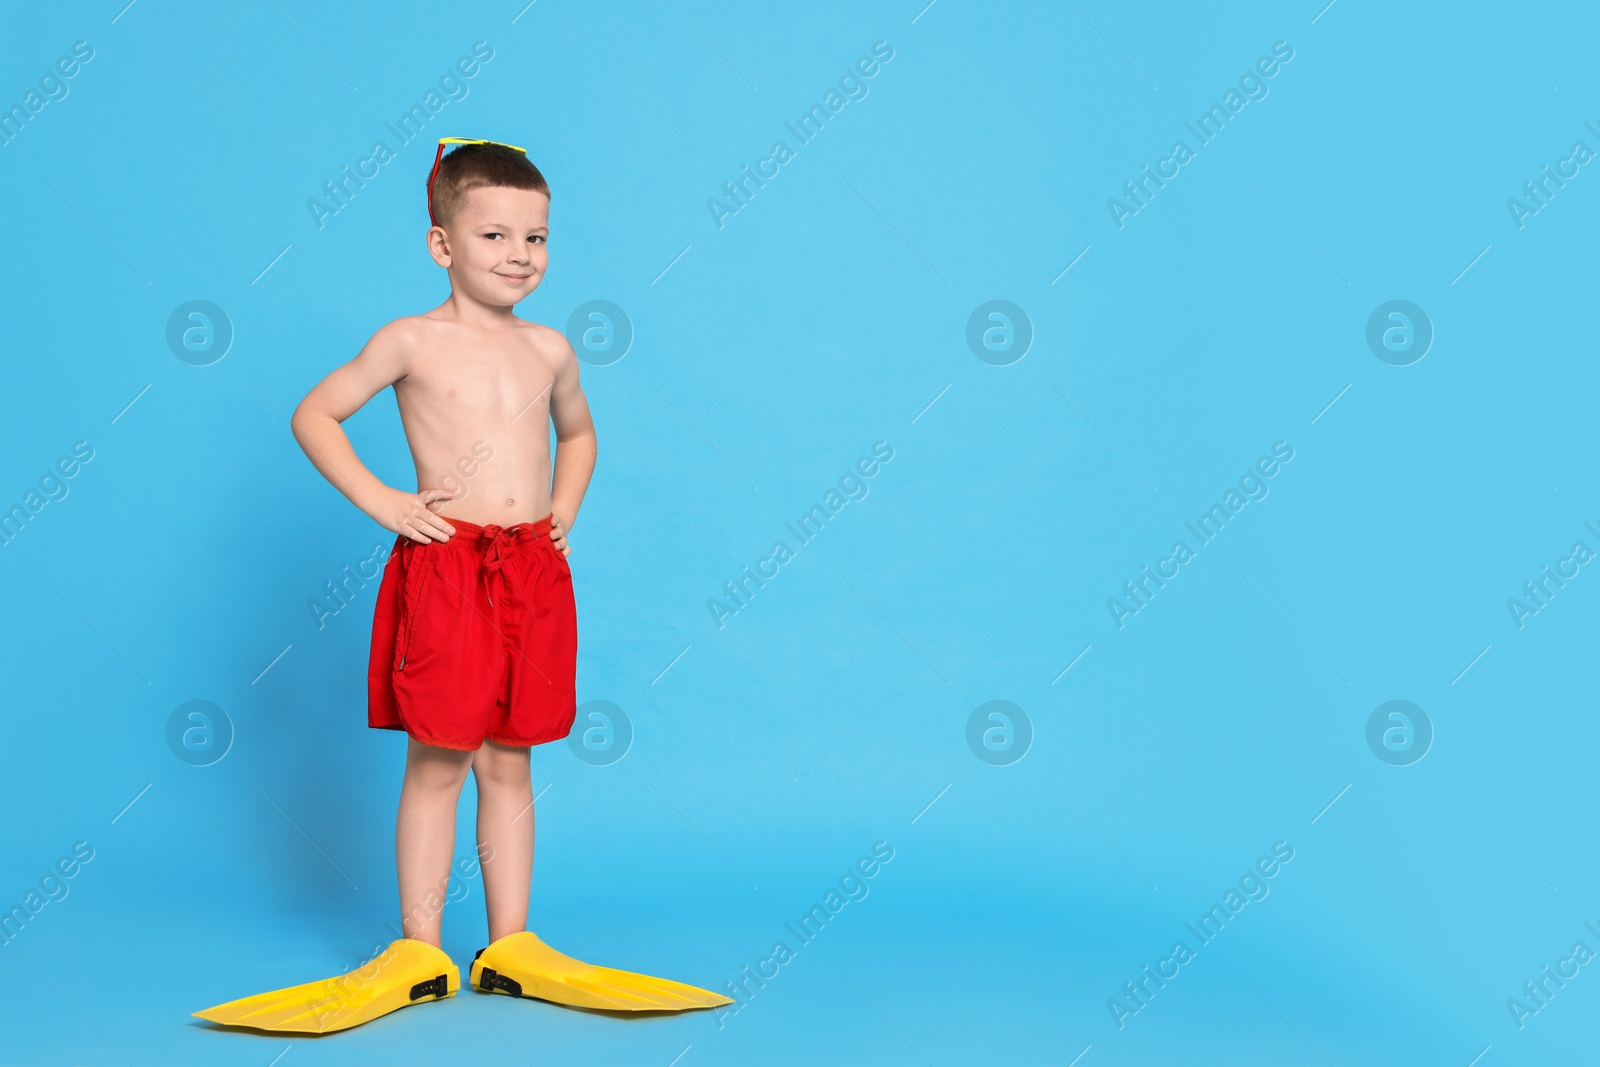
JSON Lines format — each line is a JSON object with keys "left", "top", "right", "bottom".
{"left": 370, "top": 485, "right": 457, "bottom": 544}
{"left": 548, "top": 511, "right": 571, "bottom": 557}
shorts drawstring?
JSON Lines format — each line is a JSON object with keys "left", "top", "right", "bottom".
{"left": 480, "top": 525, "right": 518, "bottom": 606}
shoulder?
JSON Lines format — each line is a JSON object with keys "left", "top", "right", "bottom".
{"left": 520, "top": 319, "right": 571, "bottom": 351}
{"left": 519, "top": 320, "right": 578, "bottom": 370}
{"left": 368, "top": 314, "right": 433, "bottom": 352}
{"left": 354, "top": 315, "right": 435, "bottom": 380}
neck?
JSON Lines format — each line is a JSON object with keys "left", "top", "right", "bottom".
{"left": 441, "top": 285, "right": 520, "bottom": 329}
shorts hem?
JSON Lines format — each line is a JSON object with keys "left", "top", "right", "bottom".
{"left": 485, "top": 725, "right": 574, "bottom": 748}
{"left": 370, "top": 721, "right": 485, "bottom": 752}
{"left": 370, "top": 720, "right": 574, "bottom": 750}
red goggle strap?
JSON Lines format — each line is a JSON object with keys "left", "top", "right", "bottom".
{"left": 426, "top": 141, "right": 448, "bottom": 227}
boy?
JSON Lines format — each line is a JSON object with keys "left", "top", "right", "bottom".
{"left": 194, "top": 139, "right": 730, "bottom": 1033}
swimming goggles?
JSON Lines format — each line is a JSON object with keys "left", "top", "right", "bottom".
{"left": 427, "top": 137, "right": 528, "bottom": 226}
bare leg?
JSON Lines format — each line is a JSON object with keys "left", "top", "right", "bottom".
{"left": 396, "top": 738, "right": 474, "bottom": 946}
{"left": 472, "top": 740, "right": 534, "bottom": 943}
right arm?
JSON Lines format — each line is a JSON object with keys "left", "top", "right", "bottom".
{"left": 289, "top": 319, "right": 457, "bottom": 544}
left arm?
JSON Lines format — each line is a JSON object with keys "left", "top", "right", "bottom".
{"left": 546, "top": 336, "right": 596, "bottom": 556}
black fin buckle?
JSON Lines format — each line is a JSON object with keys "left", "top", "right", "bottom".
{"left": 478, "top": 966, "right": 523, "bottom": 997}
{"left": 410, "top": 974, "right": 450, "bottom": 1001}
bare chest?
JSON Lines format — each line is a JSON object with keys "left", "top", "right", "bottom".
{"left": 398, "top": 344, "right": 555, "bottom": 429}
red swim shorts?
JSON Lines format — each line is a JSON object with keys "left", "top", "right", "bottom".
{"left": 368, "top": 514, "right": 577, "bottom": 750}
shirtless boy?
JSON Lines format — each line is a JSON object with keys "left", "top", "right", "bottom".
{"left": 193, "top": 140, "right": 729, "bottom": 1033}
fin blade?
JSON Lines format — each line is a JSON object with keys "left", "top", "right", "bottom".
{"left": 615, "top": 967, "right": 732, "bottom": 1005}
{"left": 580, "top": 964, "right": 732, "bottom": 1008}
{"left": 193, "top": 940, "right": 458, "bottom": 1033}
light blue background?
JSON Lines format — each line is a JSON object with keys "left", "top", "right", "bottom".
{"left": 2, "top": 1, "right": 1596, "bottom": 1064}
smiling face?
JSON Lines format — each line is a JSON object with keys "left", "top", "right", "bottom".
{"left": 428, "top": 184, "right": 550, "bottom": 307}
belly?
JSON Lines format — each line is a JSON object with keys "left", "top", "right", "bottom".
{"left": 414, "top": 442, "right": 552, "bottom": 527}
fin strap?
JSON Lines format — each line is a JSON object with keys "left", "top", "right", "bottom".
{"left": 477, "top": 966, "right": 523, "bottom": 997}
{"left": 410, "top": 974, "right": 451, "bottom": 1001}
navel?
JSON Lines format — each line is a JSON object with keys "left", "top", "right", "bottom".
{"left": 505, "top": 498, "right": 516, "bottom": 507}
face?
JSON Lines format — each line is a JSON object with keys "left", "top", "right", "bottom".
{"left": 429, "top": 184, "right": 550, "bottom": 306}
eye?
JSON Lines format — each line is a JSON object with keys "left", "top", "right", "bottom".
{"left": 483, "top": 232, "right": 504, "bottom": 240}
{"left": 529, "top": 235, "right": 546, "bottom": 245}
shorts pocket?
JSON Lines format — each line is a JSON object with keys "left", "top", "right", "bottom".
{"left": 396, "top": 548, "right": 439, "bottom": 672}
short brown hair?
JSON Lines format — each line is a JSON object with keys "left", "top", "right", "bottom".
{"left": 429, "top": 142, "right": 549, "bottom": 228}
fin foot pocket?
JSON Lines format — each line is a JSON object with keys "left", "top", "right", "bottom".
{"left": 468, "top": 930, "right": 734, "bottom": 1012}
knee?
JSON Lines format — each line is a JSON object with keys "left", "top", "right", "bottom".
{"left": 473, "top": 746, "right": 530, "bottom": 792}
{"left": 405, "top": 750, "right": 473, "bottom": 793}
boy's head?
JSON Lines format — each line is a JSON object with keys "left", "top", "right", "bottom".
{"left": 426, "top": 142, "right": 552, "bottom": 305}
{"left": 429, "top": 142, "right": 549, "bottom": 229}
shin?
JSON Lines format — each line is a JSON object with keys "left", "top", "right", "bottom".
{"left": 472, "top": 740, "right": 534, "bottom": 943}
{"left": 396, "top": 739, "right": 474, "bottom": 945}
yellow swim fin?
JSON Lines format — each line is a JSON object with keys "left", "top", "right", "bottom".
{"left": 469, "top": 931, "right": 732, "bottom": 1012}
{"left": 193, "top": 938, "right": 458, "bottom": 1033}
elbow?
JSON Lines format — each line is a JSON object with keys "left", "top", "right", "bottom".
{"left": 289, "top": 402, "right": 318, "bottom": 443}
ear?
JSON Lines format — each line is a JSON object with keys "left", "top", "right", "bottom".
{"left": 427, "top": 225, "right": 452, "bottom": 268}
